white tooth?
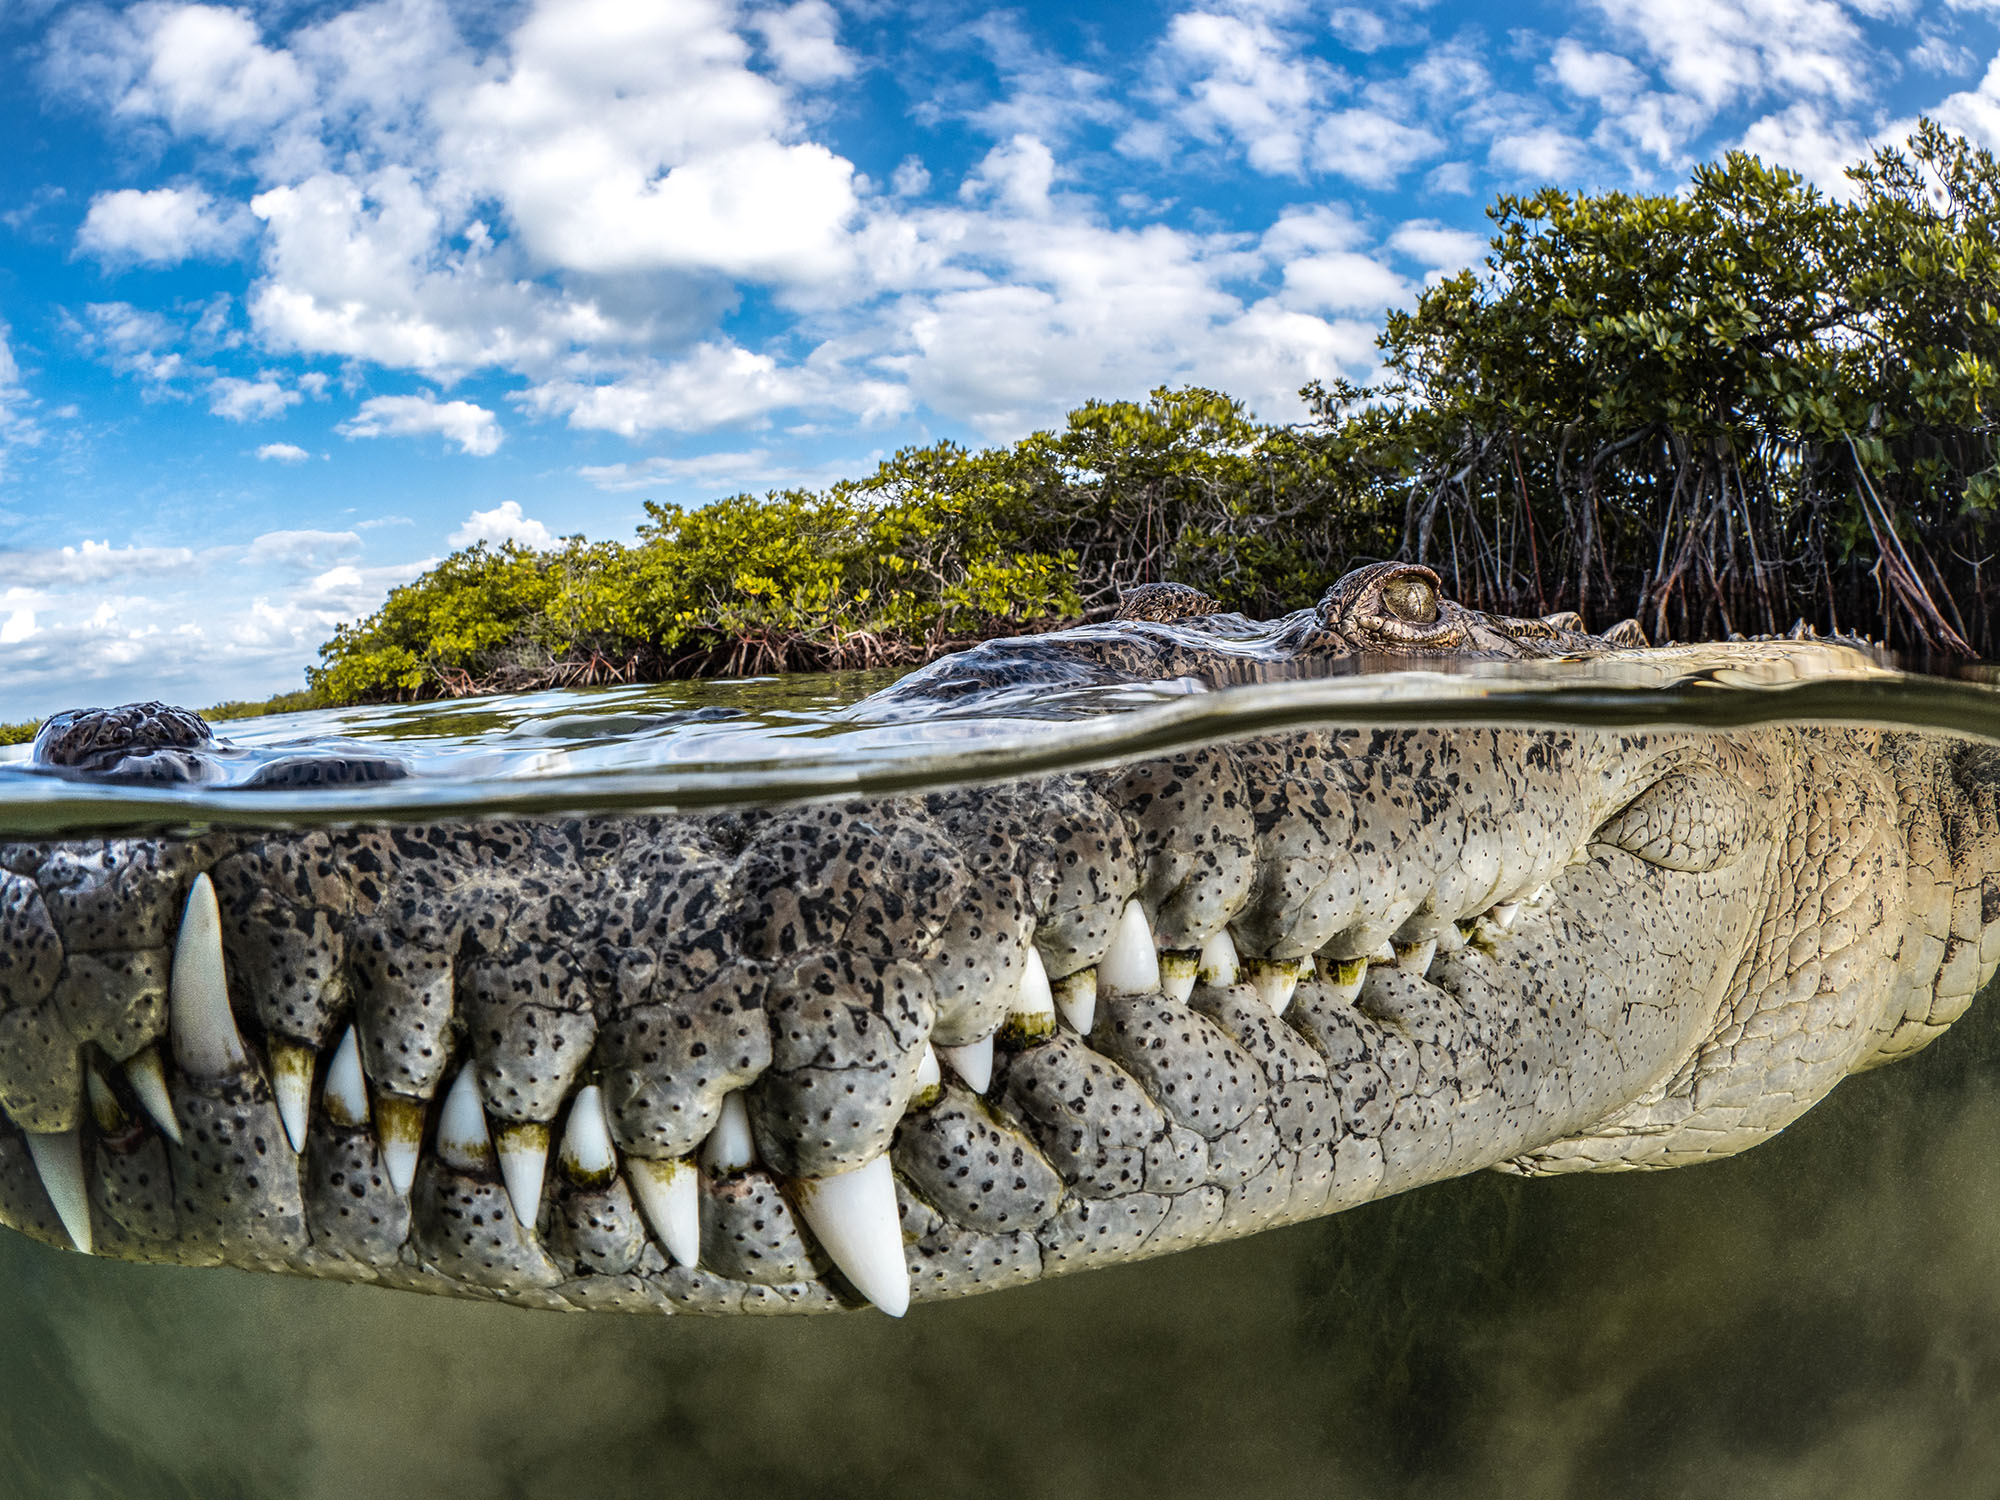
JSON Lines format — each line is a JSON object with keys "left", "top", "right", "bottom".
{"left": 1491, "top": 902, "right": 1520, "bottom": 930}
{"left": 1246, "top": 959, "right": 1301, "bottom": 1015}
{"left": 122, "top": 1046, "right": 182, "bottom": 1144}
{"left": 1435, "top": 922, "right": 1469, "bottom": 953}
{"left": 1197, "top": 929, "right": 1240, "bottom": 988}
{"left": 558, "top": 1085, "right": 615, "bottom": 1188}
{"left": 323, "top": 1027, "right": 369, "bottom": 1130}
{"left": 169, "top": 872, "right": 247, "bottom": 1079}
{"left": 498, "top": 1120, "right": 551, "bottom": 1226}
{"left": 1048, "top": 963, "right": 1093, "bottom": 1034}
{"left": 436, "top": 1063, "right": 492, "bottom": 1174}
{"left": 25, "top": 1130, "right": 92, "bottom": 1255}
{"left": 912, "top": 1042, "right": 943, "bottom": 1105}
{"left": 1012, "top": 946, "right": 1060, "bottom": 1037}
{"left": 1322, "top": 957, "right": 1366, "bottom": 1005}
{"left": 271, "top": 1041, "right": 314, "bottom": 1154}
{"left": 937, "top": 1035, "right": 994, "bottom": 1094}
{"left": 1098, "top": 901, "right": 1161, "bottom": 996}
{"left": 1369, "top": 942, "right": 1397, "bottom": 963}
{"left": 700, "top": 1090, "right": 757, "bottom": 1173}
{"left": 628, "top": 1156, "right": 700, "bottom": 1266}
{"left": 1159, "top": 952, "right": 1198, "bottom": 1004}
{"left": 1394, "top": 939, "right": 1437, "bottom": 975}
{"left": 791, "top": 1154, "right": 909, "bottom": 1318}
{"left": 375, "top": 1093, "right": 426, "bottom": 1194}
{"left": 86, "top": 1069, "right": 126, "bottom": 1135}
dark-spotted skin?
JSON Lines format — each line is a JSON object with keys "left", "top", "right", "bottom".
{"left": 0, "top": 565, "right": 1996, "bottom": 1315}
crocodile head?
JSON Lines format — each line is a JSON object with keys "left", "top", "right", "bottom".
{"left": 0, "top": 564, "right": 1992, "bottom": 1318}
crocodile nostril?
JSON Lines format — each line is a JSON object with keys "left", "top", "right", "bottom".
{"left": 1381, "top": 572, "right": 1439, "bottom": 624}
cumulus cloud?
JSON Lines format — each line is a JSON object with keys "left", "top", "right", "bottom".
{"left": 243, "top": 529, "right": 361, "bottom": 569}
{"left": 256, "top": 441, "right": 311, "bottom": 462}
{"left": 209, "top": 373, "right": 300, "bottom": 421}
{"left": 76, "top": 185, "right": 252, "bottom": 266}
{"left": 448, "top": 500, "right": 555, "bottom": 548}
{"left": 1589, "top": 0, "right": 1872, "bottom": 113}
{"left": 752, "top": 0, "right": 855, "bottom": 85}
{"left": 526, "top": 342, "right": 903, "bottom": 437}
{"left": 1162, "top": 9, "right": 1332, "bottom": 175}
{"left": 338, "top": 392, "right": 502, "bottom": 454}
{"left": 0, "top": 539, "right": 198, "bottom": 585}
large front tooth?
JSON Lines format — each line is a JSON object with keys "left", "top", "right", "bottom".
{"left": 1098, "top": 900, "right": 1160, "bottom": 996}
{"left": 557, "top": 1086, "right": 614, "bottom": 1187}
{"left": 1158, "top": 952, "right": 1198, "bottom": 1003}
{"left": 375, "top": 1093, "right": 427, "bottom": 1193}
{"left": 790, "top": 1154, "right": 909, "bottom": 1318}
{"left": 1490, "top": 901, "right": 1520, "bottom": 930}
{"left": 699, "top": 1090, "right": 756, "bottom": 1173}
{"left": 1012, "top": 947, "right": 1061, "bottom": 1038}
{"left": 122, "top": 1045, "right": 182, "bottom": 1144}
{"left": 627, "top": 1156, "right": 699, "bottom": 1266}
{"left": 436, "top": 1063, "right": 493, "bottom": 1174}
{"left": 25, "top": 1130, "right": 92, "bottom": 1255}
{"left": 936, "top": 1035, "right": 994, "bottom": 1094}
{"left": 1322, "top": 957, "right": 1366, "bottom": 1005}
{"left": 912, "top": 1043, "right": 943, "bottom": 1107}
{"left": 170, "top": 872, "right": 247, "bottom": 1079}
{"left": 1394, "top": 939, "right": 1437, "bottom": 976}
{"left": 271, "top": 1041, "right": 315, "bottom": 1155}
{"left": 497, "top": 1121, "right": 551, "bottom": 1228}
{"left": 1244, "top": 958, "right": 1302, "bottom": 1015}
{"left": 323, "top": 1027, "right": 369, "bottom": 1129}
{"left": 1197, "top": 929, "right": 1241, "bottom": 988}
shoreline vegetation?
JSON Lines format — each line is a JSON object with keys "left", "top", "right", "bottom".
{"left": 9, "top": 123, "right": 2000, "bottom": 742}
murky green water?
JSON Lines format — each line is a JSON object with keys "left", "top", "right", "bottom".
{"left": 4, "top": 649, "right": 2000, "bottom": 1498}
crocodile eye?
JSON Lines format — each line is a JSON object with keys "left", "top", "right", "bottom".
{"left": 1381, "top": 572, "right": 1439, "bottom": 624}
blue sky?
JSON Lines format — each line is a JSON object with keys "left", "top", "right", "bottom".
{"left": 1, "top": 0, "right": 1998, "bottom": 720}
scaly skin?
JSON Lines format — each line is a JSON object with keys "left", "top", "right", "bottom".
{"left": 0, "top": 564, "right": 1994, "bottom": 1317}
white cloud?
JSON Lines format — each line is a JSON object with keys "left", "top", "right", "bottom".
{"left": 960, "top": 135, "right": 1058, "bottom": 214}
{"left": 338, "top": 392, "right": 502, "bottom": 455}
{"left": 1491, "top": 126, "right": 1590, "bottom": 179}
{"left": 1311, "top": 108, "right": 1444, "bottom": 187}
{"left": 1328, "top": 8, "right": 1392, "bottom": 53}
{"left": 0, "top": 539, "right": 198, "bottom": 585}
{"left": 1739, "top": 100, "right": 1873, "bottom": 192}
{"left": 753, "top": 0, "right": 855, "bottom": 85}
{"left": 76, "top": 185, "right": 252, "bottom": 266}
{"left": 1162, "top": 10, "right": 1332, "bottom": 174}
{"left": 1388, "top": 219, "right": 1488, "bottom": 272}
{"left": 1930, "top": 55, "right": 2000, "bottom": 152}
{"left": 243, "top": 529, "right": 361, "bottom": 568}
{"left": 256, "top": 441, "right": 311, "bottom": 463}
{"left": 526, "top": 341, "right": 904, "bottom": 437}
{"left": 1548, "top": 40, "right": 1646, "bottom": 103}
{"left": 1589, "top": 0, "right": 1871, "bottom": 113}
{"left": 448, "top": 500, "right": 555, "bottom": 549}
{"left": 208, "top": 373, "right": 299, "bottom": 421}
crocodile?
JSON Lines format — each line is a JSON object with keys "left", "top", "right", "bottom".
{"left": 0, "top": 561, "right": 1993, "bottom": 1318}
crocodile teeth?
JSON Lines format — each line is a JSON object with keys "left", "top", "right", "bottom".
{"left": 323, "top": 1027, "right": 369, "bottom": 1129}
{"left": 86, "top": 1068, "right": 126, "bottom": 1134}
{"left": 1245, "top": 958, "right": 1302, "bottom": 1015}
{"left": 1012, "top": 946, "right": 1061, "bottom": 1038}
{"left": 700, "top": 1090, "right": 757, "bottom": 1173}
{"left": 627, "top": 1156, "right": 699, "bottom": 1267}
{"left": 557, "top": 1087, "right": 615, "bottom": 1187}
{"left": 1394, "top": 939, "right": 1437, "bottom": 975}
{"left": 937, "top": 1035, "right": 994, "bottom": 1094}
{"left": 912, "top": 1042, "right": 943, "bottom": 1107}
{"left": 1099, "top": 900, "right": 1160, "bottom": 995}
{"left": 436, "top": 1063, "right": 492, "bottom": 1174}
{"left": 123, "top": 1045, "right": 182, "bottom": 1144}
{"left": 1197, "top": 929, "right": 1241, "bottom": 988}
{"left": 375, "top": 1092, "right": 427, "bottom": 1194}
{"left": 791, "top": 1154, "right": 909, "bottom": 1318}
{"left": 25, "top": 1130, "right": 92, "bottom": 1255}
{"left": 1158, "top": 952, "right": 1198, "bottom": 1003}
{"left": 270, "top": 1041, "right": 315, "bottom": 1154}
{"left": 169, "top": 872, "right": 248, "bottom": 1078}
{"left": 1322, "top": 957, "right": 1366, "bottom": 1005}
{"left": 1047, "top": 961, "right": 1093, "bottom": 1035}
{"left": 1490, "top": 901, "right": 1520, "bottom": 929}
{"left": 497, "top": 1121, "right": 551, "bottom": 1226}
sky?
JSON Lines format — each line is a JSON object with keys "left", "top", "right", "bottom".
{"left": 1, "top": 0, "right": 1999, "bottom": 720}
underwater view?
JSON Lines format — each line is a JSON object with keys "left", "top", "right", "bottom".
{"left": 2, "top": 631, "right": 2000, "bottom": 1499}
